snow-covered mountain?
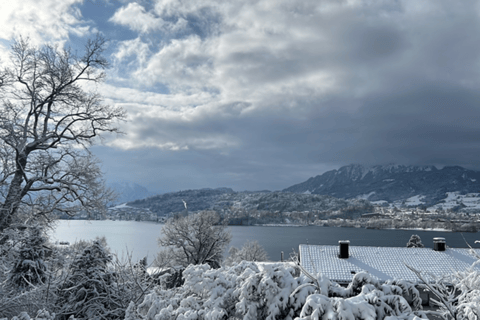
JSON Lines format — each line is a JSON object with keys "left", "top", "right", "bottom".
{"left": 108, "top": 180, "right": 153, "bottom": 204}
{"left": 283, "top": 164, "right": 480, "bottom": 206}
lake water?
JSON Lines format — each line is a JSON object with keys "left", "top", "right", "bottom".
{"left": 49, "top": 220, "right": 480, "bottom": 263}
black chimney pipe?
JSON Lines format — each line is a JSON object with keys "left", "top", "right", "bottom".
{"left": 433, "top": 237, "right": 446, "bottom": 251}
{"left": 339, "top": 240, "right": 350, "bottom": 258}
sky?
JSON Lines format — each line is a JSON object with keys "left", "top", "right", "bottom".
{"left": 1, "top": 0, "right": 480, "bottom": 194}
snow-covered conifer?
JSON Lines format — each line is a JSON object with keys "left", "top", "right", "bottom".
{"left": 406, "top": 234, "right": 424, "bottom": 248}
{"left": 56, "top": 240, "right": 122, "bottom": 320}
{"left": 8, "top": 225, "right": 48, "bottom": 289}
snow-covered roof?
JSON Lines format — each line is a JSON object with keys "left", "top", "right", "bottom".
{"left": 299, "top": 244, "right": 480, "bottom": 283}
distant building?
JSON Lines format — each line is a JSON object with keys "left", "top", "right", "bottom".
{"left": 299, "top": 238, "right": 480, "bottom": 305}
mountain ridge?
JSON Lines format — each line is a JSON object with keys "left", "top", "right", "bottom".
{"left": 108, "top": 180, "right": 153, "bottom": 204}
{"left": 283, "top": 164, "right": 480, "bottom": 205}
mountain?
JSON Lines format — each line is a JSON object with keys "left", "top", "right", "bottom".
{"left": 283, "top": 164, "right": 480, "bottom": 206}
{"left": 108, "top": 180, "right": 153, "bottom": 204}
{"left": 127, "top": 187, "right": 371, "bottom": 217}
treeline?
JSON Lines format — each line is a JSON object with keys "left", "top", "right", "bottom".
{"left": 317, "top": 215, "right": 479, "bottom": 232}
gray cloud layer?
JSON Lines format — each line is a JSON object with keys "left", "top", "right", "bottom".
{"left": 96, "top": 0, "right": 480, "bottom": 192}
{"left": 4, "top": 0, "right": 479, "bottom": 192}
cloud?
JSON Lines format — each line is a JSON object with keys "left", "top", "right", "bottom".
{"left": 0, "top": 0, "right": 90, "bottom": 45}
{"left": 109, "top": 2, "right": 164, "bottom": 33}
{"left": 97, "top": 0, "right": 480, "bottom": 190}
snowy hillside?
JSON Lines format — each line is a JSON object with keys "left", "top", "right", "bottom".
{"left": 127, "top": 188, "right": 372, "bottom": 217}
{"left": 284, "top": 164, "right": 480, "bottom": 206}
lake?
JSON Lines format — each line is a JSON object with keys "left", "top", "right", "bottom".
{"left": 49, "top": 220, "right": 480, "bottom": 263}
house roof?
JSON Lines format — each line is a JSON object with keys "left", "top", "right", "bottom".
{"left": 299, "top": 244, "right": 480, "bottom": 283}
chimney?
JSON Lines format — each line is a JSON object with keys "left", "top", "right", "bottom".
{"left": 433, "top": 237, "right": 446, "bottom": 251}
{"left": 339, "top": 240, "right": 350, "bottom": 258}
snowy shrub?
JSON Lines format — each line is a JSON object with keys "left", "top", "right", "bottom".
{"left": 296, "top": 294, "right": 376, "bottom": 320}
{"left": 134, "top": 262, "right": 254, "bottom": 320}
{"left": 0, "top": 309, "right": 55, "bottom": 320}
{"left": 293, "top": 271, "right": 426, "bottom": 320}
{"left": 234, "top": 262, "right": 309, "bottom": 320}
{"left": 408, "top": 253, "right": 480, "bottom": 320}
{"left": 110, "top": 254, "right": 158, "bottom": 312}
{"left": 451, "top": 263, "right": 480, "bottom": 319}
{"left": 131, "top": 260, "right": 426, "bottom": 320}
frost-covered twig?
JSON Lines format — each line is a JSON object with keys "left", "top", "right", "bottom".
{"left": 405, "top": 263, "right": 457, "bottom": 319}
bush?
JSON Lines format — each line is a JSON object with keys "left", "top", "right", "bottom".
{"left": 129, "top": 261, "right": 426, "bottom": 320}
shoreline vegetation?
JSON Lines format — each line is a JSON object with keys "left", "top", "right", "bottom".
{"left": 62, "top": 213, "right": 480, "bottom": 233}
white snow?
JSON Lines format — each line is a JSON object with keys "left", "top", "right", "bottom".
{"left": 109, "top": 203, "right": 132, "bottom": 210}
{"left": 356, "top": 192, "right": 376, "bottom": 200}
{"left": 404, "top": 195, "right": 425, "bottom": 206}
{"left": 428, "top": 192, "right": 480, "bottom": 211}
{"left": 371, "top": 200, "right": 388, "bottom": 205}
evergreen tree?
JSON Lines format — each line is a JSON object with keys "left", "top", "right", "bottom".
{"left": 406, "top": 234, "right": 424, "bottom": 248}
{"left": 9, "top": 225, "right": 48, "bottom": 288}
{"left": 56, "top": 240, "right": 122, "bottom": 320}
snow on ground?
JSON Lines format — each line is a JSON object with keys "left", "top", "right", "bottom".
{"left": 371, "top": 200, "right": 388, "bottom": 205}
{"left": 390, "top": 195, "right": 426, "bottom": 208}
{"left": 428, "top": 192, "right": 480, "bottom": 211}
{"left": 109, "top": 203, "right": 132, "bottom": 210}
{"left": 356, "top": 191, "right": 376, "bottom": 200}
{"left": 404, "top": 195, "right": 425, "bottom": 206}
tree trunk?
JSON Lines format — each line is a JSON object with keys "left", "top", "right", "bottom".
{"left": 0, "top": 153, "right": 27, "bottom": 233}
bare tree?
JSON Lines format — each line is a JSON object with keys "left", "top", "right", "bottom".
{"left": 225, "top": 240, "right": 269, "bottom": 266}
{"left": 157, "top": 211, "right": 231, "bottom": 268}
{"left": 0, "top": 36, "right": 124, "bottom": 232}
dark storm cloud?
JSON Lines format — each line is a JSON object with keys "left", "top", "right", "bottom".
{"left": 97, "top": 0, "right": 480, "bottom": 191}
{"left": 341, "top": 84, "right": 480, "bottom": 168}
